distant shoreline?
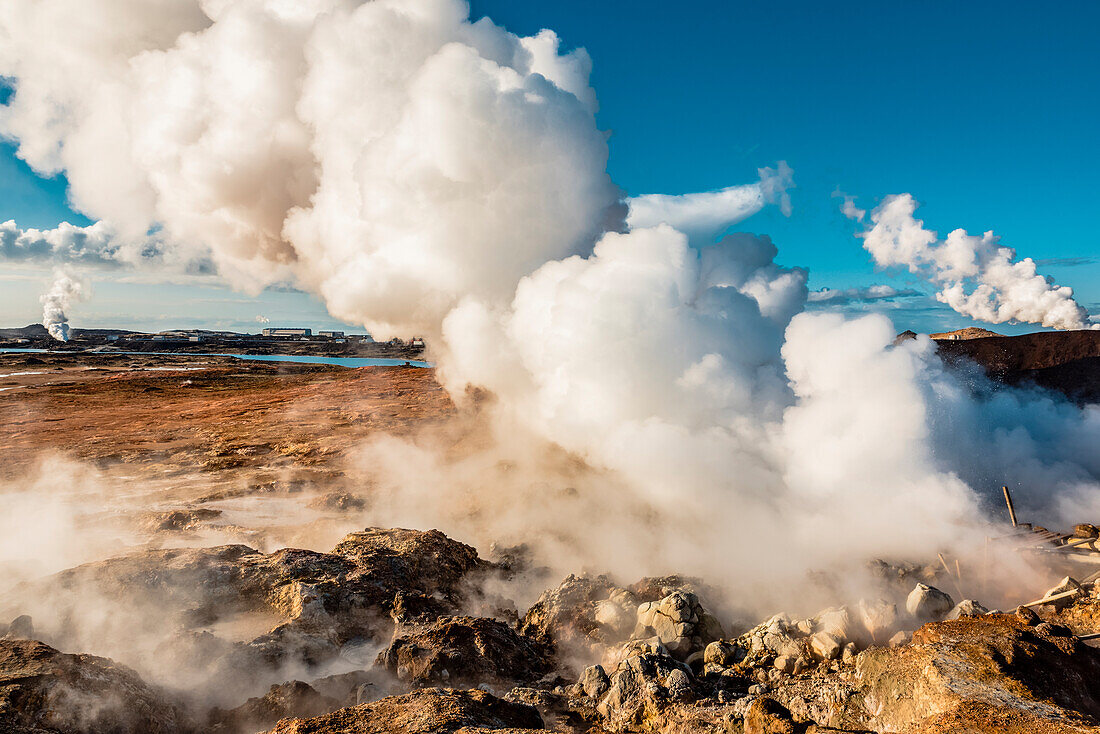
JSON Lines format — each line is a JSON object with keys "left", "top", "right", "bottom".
{"left": 0, "top": 324, "right": 426, "bottom": 361}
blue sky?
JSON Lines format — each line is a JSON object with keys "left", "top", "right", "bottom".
{"left": 1, "top": 0, "right": 1098, "bottom": 334}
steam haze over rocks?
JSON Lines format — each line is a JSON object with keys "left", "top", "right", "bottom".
{"left": 1, "top": 1, "right": 1100, "bottom": 733}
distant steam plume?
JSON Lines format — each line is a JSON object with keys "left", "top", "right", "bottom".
{"left": 854, "top": 194, "right": 1096, "bottom": 330}
{"left": 39, "top": 270, "right": 85, "bottom": 341}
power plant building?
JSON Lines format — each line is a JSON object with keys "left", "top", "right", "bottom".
{"left": 262, "top": 328, "right": 312, "bottom": 337}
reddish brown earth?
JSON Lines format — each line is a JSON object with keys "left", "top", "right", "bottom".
{"left": 0, "top": 352, "right": 453, "bottom": 481}
{"left": 0, "top": 350, "right": 457, "bottom": 559}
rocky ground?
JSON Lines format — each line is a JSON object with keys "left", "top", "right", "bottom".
{"left": 4, "top": 522, "right": 1100, "bottom": 734}
{"left": 3, "top": 350, "right": 1100, "bottom": 733}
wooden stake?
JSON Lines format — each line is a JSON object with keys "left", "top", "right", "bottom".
{"left": 1003, "top": 486, "right": 1018, "bottom": 528}
{"left": 939, "top": 553, "right": 965, "bottom": 600}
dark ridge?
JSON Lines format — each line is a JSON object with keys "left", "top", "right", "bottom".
{"left": 935, "top": 330, "right": 1100, "bottom": 404}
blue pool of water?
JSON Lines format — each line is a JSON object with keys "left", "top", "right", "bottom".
{"left": 0, "top": 348, "right": 431, "bottom": 368}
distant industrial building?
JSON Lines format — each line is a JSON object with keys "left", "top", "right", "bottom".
{"left": 262, "top": 328, "right": 312, "bottom": 337}
{"left": 317, "top": 330, "right": 345, "bottom": 338}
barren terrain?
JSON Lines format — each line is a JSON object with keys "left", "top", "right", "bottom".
{"left": 2, "top": 345, "right": 1100, "bottom": 734}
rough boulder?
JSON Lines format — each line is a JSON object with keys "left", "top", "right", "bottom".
{"left": 262, "top": 687, "right": 544, "bottom": 734}
{"left": 633, "top": 591, "right": 723, "bottom": 661}
{"left": 376, "top": 616, "right": 548, "bottom": 688}
{"left": 0, "top": 638, "right": 191, "bottom": 734}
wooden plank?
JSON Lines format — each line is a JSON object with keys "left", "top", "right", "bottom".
{"left": 1021, "top": 588, "right": 1081, "bottom": 608}
{"left": 1003, "top": 486, "right": 1018, "bottom": 528}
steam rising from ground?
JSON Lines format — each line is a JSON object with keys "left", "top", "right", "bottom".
{"left": 3, "top": 0, "right": 1100, "bottom": 620}
{"left": 854, "top": 194, "right": 1096, "bottom": 330}
{"left": 39, "top": 270, "right": 86, "bottom": 341}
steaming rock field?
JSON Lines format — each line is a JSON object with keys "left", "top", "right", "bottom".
{"left": 3, "top": 348, "right": 1100, "bottom": 734}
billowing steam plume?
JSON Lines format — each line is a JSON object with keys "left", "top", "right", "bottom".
{"left": 3, "top": 0, "right": 1100, "bottom": 601}
{"left": 853, "top": 194, "right": 1095, "bottom": 330}
{"left": 39, "top": 270, "right": 85, "bottom": 341}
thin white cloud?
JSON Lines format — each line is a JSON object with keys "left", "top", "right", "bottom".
{"left": 626, "top": 162, "right": 793, "bottom": 243}
{"left": 833, "top": 190, "right": 865, "bottom": 222}
{"left": 0, "top": 219, "right": 212, "bottom": 274}
{"left": 808, "top": 284, "right": 922, "bottom": 305}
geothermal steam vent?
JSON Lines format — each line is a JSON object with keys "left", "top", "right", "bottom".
{"left": 1, "top": 1, "right": 1100, "bottom": 733}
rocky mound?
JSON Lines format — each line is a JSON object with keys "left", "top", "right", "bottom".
{"left": 208, "top": 680, "right": 338, "bottom": 733}
{"left": 850, "top": 613, "right": 1100, "bottom": 733}
{"left": 6, "top": 528, "right": 504, "bottom": 705}
{"left": 262, "top": 688, "right": 543, "bottom": 734}
{"left": 0, "top": 639, "right": 191, "bottom": 734}
{"left": 935, "top": 330, "right": 1100, "bottom": 402}
{"left": 930, "top": 327, "right": 1001, "bottom": 340}
{"left": 377, "top": 616, "right": 549, "bottom": 688}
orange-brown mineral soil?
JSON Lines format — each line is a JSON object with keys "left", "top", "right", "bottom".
{"left": 0, "top": 352, "right": 457, "bottom": 554}
{"left": 0, "top": 351, "right": 453, "bottom": 481}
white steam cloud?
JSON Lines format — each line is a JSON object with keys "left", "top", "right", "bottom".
{"left": 1, "top": 0, "right": 622, "bottom": 317}
{"left": 855, "top": 194, "right": 1095, "bottom": 330}
{"left": 39, "top": 269, "right": 86, "bottom": 341}
{"left": 2, "top": 0, "right": 1100, "bottom": 612}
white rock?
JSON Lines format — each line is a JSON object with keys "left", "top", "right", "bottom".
{"left": 944, "top": 599, "right": 990, "bottom": 620}
{"left": 810, "top": 631, "right": 843, "bottom": 661}
{"left": 595, "top": 599, "right": 636, "bottom": 639}
{"left": 906, "top": 583, "right": 954, "bottom": 621}
{"left": 703, "top": 640, "right": 744, "bottom": 667}
{"left": 772, "top": 654, "right": 805, "bottom": 674}
{"left": 815, "top": 606, "right": 854, "bottom": 643}
{"left": 858, "top": 598, "right": 898, "bottom": 643}
{"left": 633, "top": 591, "right": 722, "bottom": 660}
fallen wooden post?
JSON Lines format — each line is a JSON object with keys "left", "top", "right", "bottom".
{"left": 1021, "top": 588, "right": 1083, "bottom": 609}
